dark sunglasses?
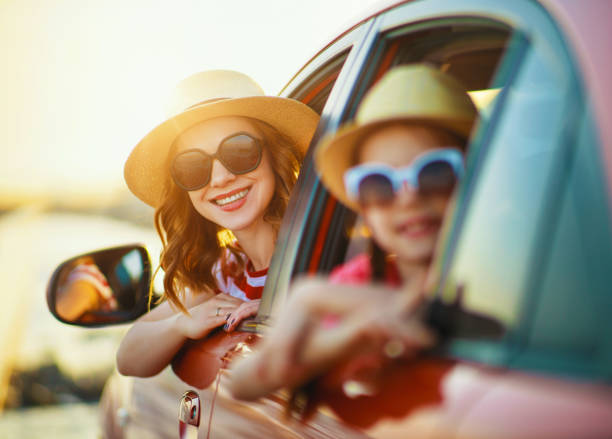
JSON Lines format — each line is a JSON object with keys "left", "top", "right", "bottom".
{"left": 171, "top": 132, "right": 263, "bottom": 191}
{"left": 344, "top": 148, "right": 464, "bottom": 207}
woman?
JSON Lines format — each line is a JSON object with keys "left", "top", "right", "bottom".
{"left": 116, "top": 70, "right": 318, "bottom": 377}
{"left": 229, "top": 64, "right": 477, "bottom": 400}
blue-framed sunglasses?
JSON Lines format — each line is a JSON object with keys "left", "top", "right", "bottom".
{"left": 344, "top": 148, "right": 464, "bottom": 206}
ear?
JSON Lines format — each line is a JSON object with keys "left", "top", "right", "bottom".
{"left": 360, "top": 213, "right": 373, "bottom": 235}
{"left": 362, "top": 217, "right": 372, "bottom": 234}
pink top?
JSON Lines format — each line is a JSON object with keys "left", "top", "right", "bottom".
{"left": 329, "top": 253, "right": 402, "bottom": 287}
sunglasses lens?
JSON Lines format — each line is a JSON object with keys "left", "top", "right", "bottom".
{"left": 358, "top": 174, "right": 395, "bottom": 206}
{"left": 172, "top": 151, "right": 212, "bottom": 190}
{"left": 418, "top": 160, "right": 457, "bottom": 195}
{"left": 219, "top": 134, "right": 262, "bottom": 174}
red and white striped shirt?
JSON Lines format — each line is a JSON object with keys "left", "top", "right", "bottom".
{"left": 212, "top": 249, "right": 267, "bottom": 301}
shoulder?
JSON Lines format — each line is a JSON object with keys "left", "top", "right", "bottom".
{"left": 329, "top": 253, "right": 372, "bottom": 285}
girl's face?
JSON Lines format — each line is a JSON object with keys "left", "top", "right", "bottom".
{"left": 173, "top": 116, "right": 276, "bottom": 232}
{"left": 358, "top": 124, "right": 462, "bottom": 264}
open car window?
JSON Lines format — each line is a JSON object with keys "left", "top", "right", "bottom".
{"left": 247, "top": 27, "right": 362, "bottom": 331}
{"left": 286, "top": 49, "right": 351, "bottom": 115}
{"left": 303, "top": 19, "right": 514, "bottom": 279}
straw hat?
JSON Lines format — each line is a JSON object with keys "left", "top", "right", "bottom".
{"left": 124, "top": 70, "right": 319, "bottom": 207}
{"left": 314, "top": 64, "right": 477, "bottom": 210}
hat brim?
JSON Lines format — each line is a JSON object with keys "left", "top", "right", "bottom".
{"left": 314, "top": 117, "right": 474, "bottom": 211}
{"left": 125, "top": 96, "right": 319, "bottom": 207}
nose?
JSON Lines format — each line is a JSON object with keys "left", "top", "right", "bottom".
{"left": 209, "top": 159, "right": 236, "bottom": 188}
{"left": 395, "top": 181, "right": 420, "bottom": 206}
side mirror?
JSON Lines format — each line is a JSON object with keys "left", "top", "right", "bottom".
{"left": 47, "top": 244, "right": 154, "bottom": 327}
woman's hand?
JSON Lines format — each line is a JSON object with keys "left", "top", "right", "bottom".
{"left": 224, "top": 299, "right": 261, "bottom": 332}
{"left": 177, "top": 293, "right": 243, "bottom": 339}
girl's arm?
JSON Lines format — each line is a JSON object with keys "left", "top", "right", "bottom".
{"left": 229, "top": 278, "right": 433, "bottom": 400}
{"left": 116, "top": 291, "right": 243, "bottom": 377}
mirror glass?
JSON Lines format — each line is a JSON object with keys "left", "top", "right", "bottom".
{"left": 47, "top": 245, "right": 152, "bottom": 326}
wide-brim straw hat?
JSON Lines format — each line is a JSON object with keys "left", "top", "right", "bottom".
{"left": 124, "top": 70, "right": 319, "bottom": 207}
{"left": 314, "top": 64, "right": 477, "bottom": 211}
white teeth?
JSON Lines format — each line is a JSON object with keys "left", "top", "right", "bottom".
{"left": 214, "top": 188, "right": 249, "bottom": 206}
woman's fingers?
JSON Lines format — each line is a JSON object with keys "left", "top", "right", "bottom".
{"left": 178, "top": 297, "right": 244, "bottom": 339}
{"left": 224, "top": 299, "right": 260, "bottom": 332}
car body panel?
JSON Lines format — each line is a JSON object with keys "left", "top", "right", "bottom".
{"left": 538, "top": 0, "right": 612, "bottom": 205}
{"left": 172, "top": 330, "right": 612, "bottom": 438}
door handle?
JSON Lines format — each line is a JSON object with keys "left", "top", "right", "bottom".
{"left": 179, "top": 390, "right": 201, "bottom": 439}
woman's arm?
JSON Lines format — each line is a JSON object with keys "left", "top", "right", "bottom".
{"left": 116, "top": 291, "right": 243, "bottom": 377}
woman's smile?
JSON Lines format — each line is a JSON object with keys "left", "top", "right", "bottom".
{"left": 209, "top": 186, "right": 251, "bottom": 211}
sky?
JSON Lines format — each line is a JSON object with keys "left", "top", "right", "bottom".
{"left": 0, "top": 0, "right": 383, "bottom": 206}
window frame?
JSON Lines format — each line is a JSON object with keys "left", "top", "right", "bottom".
{"left": 257, "top": 0, "right": 595, "bottom": 381}
{"left": 259, "top": 0, "right": 539, "bottom": 327}
{"left": 251, "top": 20, "right": 378, "bottom": 330}
{"left": 429, "top": 6, "right": 585, "bottom": 370}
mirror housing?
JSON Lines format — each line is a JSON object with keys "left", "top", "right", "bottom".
{"left": 47, "top": 244, "right": 154, "bottom": 327}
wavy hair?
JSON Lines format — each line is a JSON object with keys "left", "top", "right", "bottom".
{"left": 154, "top": 118, "right": 303, "bottom": 312}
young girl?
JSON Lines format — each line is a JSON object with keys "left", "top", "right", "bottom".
{"left": 229, "top": 64, "right": 477, "bottom": 400}
{"left": 116, "top": 70, "right": 318, "bottom": 377}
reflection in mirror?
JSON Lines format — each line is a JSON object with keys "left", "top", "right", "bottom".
{"left": 47, "top": 245, "right": 153, "bottom": 326}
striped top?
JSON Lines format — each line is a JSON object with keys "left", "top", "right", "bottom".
{"left": 212, "top": 249, "right": 267, "bottom": 301}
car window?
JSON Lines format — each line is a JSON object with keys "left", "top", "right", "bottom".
{"left": 252, "top": 29, "right": 363, "bottom": 330}
{"left": 429, "top": 10, "right": 593, "bottom": 370}
{"left": 307, "top": 20, "right": 514, "bottom": 277}
{"left": 287, "top": 50, "right": 350, "bottom": 115}
{"left": 520, "top": 107, "right": 612, "bottom": 379}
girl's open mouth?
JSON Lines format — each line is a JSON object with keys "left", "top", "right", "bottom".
{"left": 397, "top": 216, "right": 440, "bottom": 238}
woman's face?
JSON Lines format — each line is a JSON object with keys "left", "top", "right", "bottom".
{"left": 173, "top": 116, "right": 276, "bottom": 232}
{"left": 358, "top": 124, "right": 462, "bottom": 264}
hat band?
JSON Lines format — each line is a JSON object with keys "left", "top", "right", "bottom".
{"left": 185, "top": 97, "right": 230, "bottom": 110}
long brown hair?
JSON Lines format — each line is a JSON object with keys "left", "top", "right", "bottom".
{"left": 154, "top": 118, "right": 303, "bottom": 312}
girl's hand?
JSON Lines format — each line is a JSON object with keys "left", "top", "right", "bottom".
{"left": 228, "top": 278, "right": 434, "bottom": 401}
{"left": 177, "top": 293, "right": 243, "bottom": 339}
{"left": 224, "top": 299, "right": 261, "bottom": 332}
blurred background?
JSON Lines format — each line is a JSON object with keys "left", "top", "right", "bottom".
{"left": 0, "top": 0, "right": 381, "bottom": 436}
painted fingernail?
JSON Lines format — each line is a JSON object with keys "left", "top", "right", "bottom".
{"left": 225, "top": 314, "right": 231, "bottom": 321}
{"left": 223, "top": 323, "right": 229, "bottom": 331}
{"left": 230, "top": 319, "right": 235, "bottom": 324}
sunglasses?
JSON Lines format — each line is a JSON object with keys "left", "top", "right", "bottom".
{"left": 171, "top": 132, "right": 263, "bottom": 191}
{"left": 344, "top": 148, "right": 464, "bottom": 206}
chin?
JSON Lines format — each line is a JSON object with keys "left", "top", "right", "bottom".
{"left": 394, "top": 238, "right": 436, "bottom": 263}
{"left": 219, "top": 207, "right": 264, "bottom": 232}
{"left": 214, "top": 213, "right": 256, "bottom": 232}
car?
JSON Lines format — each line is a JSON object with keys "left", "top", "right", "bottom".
{"left": 47, "top": 0, "right": 612, "bottom": 437}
